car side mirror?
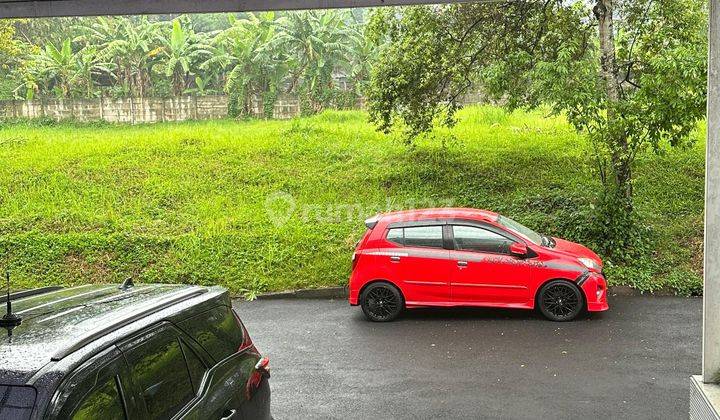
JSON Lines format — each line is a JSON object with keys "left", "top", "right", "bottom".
{"left": 509, "top": 242, "right": 528, "bottom": 258}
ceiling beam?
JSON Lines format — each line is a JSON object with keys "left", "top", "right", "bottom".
{"left": 0, "top": 0, "right": 500, "bottom": 19}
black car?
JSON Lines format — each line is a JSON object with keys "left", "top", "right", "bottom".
{"left": 0, "top": 282, "right": 271, "bottom": 420}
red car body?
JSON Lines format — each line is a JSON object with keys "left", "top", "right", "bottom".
{"left": 349, "top": 208, "right": 609, "bottom": 317}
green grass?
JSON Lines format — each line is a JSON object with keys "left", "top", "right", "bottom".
{"left": 0, "top": 106, "right": 705, "bottom": 296}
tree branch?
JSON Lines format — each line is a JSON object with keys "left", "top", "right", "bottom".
{"left": 620, "top": 0, "right": 653, "bottom": 92}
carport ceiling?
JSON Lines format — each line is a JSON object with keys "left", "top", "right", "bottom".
{"left": 0, "top": 0, "right": 500, "bottom": 18}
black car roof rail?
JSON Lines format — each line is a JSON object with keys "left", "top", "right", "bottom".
{"left": 0, "top": 286, "right": 64, "bottom": 304}
{"left": 51, "top": 286, "right": 208, "bottom": 361}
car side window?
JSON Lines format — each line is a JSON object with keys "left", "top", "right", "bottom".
{"left": 179, "top": 339, "right": 207, "bottom": 394}
{"left": 386, "top": 228, "right": 404, "bottom": 245}
{"left": 48, "top": 348, "right": 130, "bottom": 420}
{"left": 71, "top": 376, "right": 125, "bottom": 420}
{"left": 401, "top": 226, "right": 444, "bottom": 248}
{"left": 121, "top": 327, "right": 195, "bottom": 420}
{"left": 177, "top": 306, "right": 245, "bottom": 362}
{"left": 452, "top": 225, "right": 513, "bottom": 254}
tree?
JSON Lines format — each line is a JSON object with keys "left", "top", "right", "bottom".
{"left": 21, "top": 39, "right": 113, "bottom": 99}
{"left": 76, "top": 16, "right": 163, "bottom": 97}
{"left": 33, "top": 39, "right": 75, "bottom": 97}
{"left": 366, "top": 0, "right": 707, "bottom": 259}
{"left": 13, "top": 17, "right": 82, "bottom": 47}
{"left": 72, "top": 46, "right": 114, "bottom": 98}
{"left": 0, "top": 21, "right": 22, "bottom": 69}
{"left": 278, "top": 10, "right": 359, "bottom": 114}
{"left": 211, "top": 12, "right": 288, "bottom": 117}
{"left": 160, "top": 18, "right": 213, "bottom": 96}
{"left": 347, "top": 11, "right": 378, "bottom": 98}
{"left": 0, "top": 20, "right": 25, "bottom": 99}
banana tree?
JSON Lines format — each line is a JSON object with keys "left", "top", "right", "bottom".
{"left": 160, "top": 18, "right": 213, "bottom": 96}
{"left": 278, "top": 10, "right": 359, "bottom": 114}
{"left": 210, "top": 12, "right": 288, "bottom": 117}
{"left": 33, "top": 39, "right": 74, "bottom": 97}
{"left": 72, "top": 46, "right": 115, "bottom": 98}
{"left": 75, "top": 16, "right": 163, "bottom": 97}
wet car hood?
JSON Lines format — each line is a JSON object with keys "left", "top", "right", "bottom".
{"left": 552, "top": 238, "right": 603, "bottom": 268}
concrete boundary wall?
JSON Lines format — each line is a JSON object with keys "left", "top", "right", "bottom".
{"left": 0, "top": 95, "right": 231, "bottom": 123}
{"left": 0, "top": 92, "right": 485, "bottom": 124}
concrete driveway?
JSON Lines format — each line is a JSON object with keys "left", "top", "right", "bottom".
{"left": 233, "top": 296, "right": 701, "bottom": 419}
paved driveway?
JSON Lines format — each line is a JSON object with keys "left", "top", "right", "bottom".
{"left": 233, "top": 296, "right": 701, "bottom": 419}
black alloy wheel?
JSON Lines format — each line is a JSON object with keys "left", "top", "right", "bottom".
{"left": 360, "top": 282, "right": 403, "bottom": 322}
{"left": 538, "top": 280, "right": 584, "bottom": 322}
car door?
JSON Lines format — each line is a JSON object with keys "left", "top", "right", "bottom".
{"left": 118, "top": 322, "right": 236, "bottom": 420}
{"left": 384, "top": 224, "right": 452, "bottom": 305}
{"left": 449, "top": 224, "right": 532, "bottom": 305}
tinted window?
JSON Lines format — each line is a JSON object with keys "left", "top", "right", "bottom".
{"left": 49, "top": 349, "right": 128, "bottom": 420}
{"left": 452, "top": 225, "right": 512, "bottom": 254}
{"left": 403, "top": 226, "right": 444, "bottom": 248}
{"left": 71, "top": 377, "right": 125, "bottom": 420}
{"left": 386, "top": 228, "right": 403, "bottom": 245}
{"left": 180, "top": 339, "right": 207, "bottom": 394}
{"left": 178, "top": 306, "right": 245, "bottom": 361}
{"left": 0, "top": 386, "right": 36, "bottom": 420}
{"left": 122, "top": 328, "right": 194, "bottom": 420}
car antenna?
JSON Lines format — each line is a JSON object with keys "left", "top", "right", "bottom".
{"left": 0, "top": 271, "right": 22, "bottom": 337}
{"left": 119, "top": 276, "right": 134, "bottom": 290}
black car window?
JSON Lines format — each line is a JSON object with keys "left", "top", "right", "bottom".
{"left": 452, "top": 225, "right": 513, "bottom": 254}
{"left": 177, "top": 306, "right": 245, "bottom": 362}
{"left": 0, "top": 386, "right": 37, "bottom": 420}
{"left": 122, "top": 328, "right": 194, "bottom": 420}
{"left": 402, "top": 226, "right": 444, "bottom": 248}
{"left": 71, "top": 377, "right": 125, "bottom": 420}
{"left": 180, "top": 339, "right": 208, "bottom": 394}
{"left": 48, "top": 348, "right": 129, "bottom": 420}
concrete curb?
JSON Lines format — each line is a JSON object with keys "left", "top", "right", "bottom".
{"left": 608, "top": 285, "right": 691, "bottom": 297}
{"left": 241, "top": 285, "right": 691, "bottom": 301}
{"left": 254, "top": 286, "right": 348, "bottom": 300}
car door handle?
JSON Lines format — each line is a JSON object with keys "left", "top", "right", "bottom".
{"left": 390, "top": 256, "right": 401, "bottom": 262}
{"left": 220, "top": 409, "right": 236, "bottom": 420}
{"left": 457, "top": 261, "right": 468, "bottom": 267}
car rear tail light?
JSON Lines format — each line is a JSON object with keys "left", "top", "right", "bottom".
{"left": 233, "top": 308, "right": 257, "bottom": 353}
{"left": 246, "top": 356, "right": 270, "bottom": 400}
{"left": 351, "top": 252, "right": 359, "bottom": 271}
{"left": 255, "top": 356, "right": 270, "bottom": 373}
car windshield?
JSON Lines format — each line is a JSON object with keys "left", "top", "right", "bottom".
{"left": 497, "top": 215, "right": 544, "bottom": 246}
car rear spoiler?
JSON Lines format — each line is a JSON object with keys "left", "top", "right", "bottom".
{"left": 365, "top": 215, "right": 380, "bottom": 229}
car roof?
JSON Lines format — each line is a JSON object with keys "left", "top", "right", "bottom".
{"left": 0, "top": 283, "right": 210, "bottom": 384}
{"left": 378, "top": 208, "right": 499, "bottom": 224}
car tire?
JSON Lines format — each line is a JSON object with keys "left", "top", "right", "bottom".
{"left": 360, "top": 282, "right": 404, "bottom": 322}
{"left": 537, "top": 280, "right": 584, "bottom": 322}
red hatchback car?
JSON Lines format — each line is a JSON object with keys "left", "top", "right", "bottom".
{"left": 349, "top": 208, "right": 609, "bottom": 322}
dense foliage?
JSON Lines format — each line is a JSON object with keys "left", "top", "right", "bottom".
{"left": 366, "top": 0, "right": 708, "bottom": 265}
{"left": 1, "top": 11, "right": 373, "bottom": 115}
{"left": 0, "top": 108, "right": 705, "bottom": 297}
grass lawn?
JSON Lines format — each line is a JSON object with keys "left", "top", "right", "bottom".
{"left": 0, "top": 106, "right": 705, "bottom": 296}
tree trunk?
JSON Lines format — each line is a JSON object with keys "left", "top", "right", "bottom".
{"left": 594, "top": 0, "right": 632, "bottom": 206}
{"left": 595, "top": 0, "right": 620, "bottom": 105}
